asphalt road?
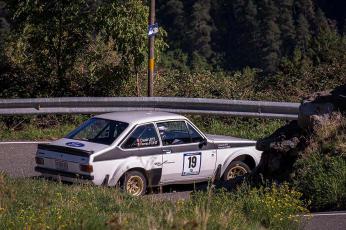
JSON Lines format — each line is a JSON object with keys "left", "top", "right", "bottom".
{"left": 302, "top": 212, "right": 346, "bottom": 230}
{"left": 0, "top": 142, "right": 193, "bottom": 199}
{"left": 0, "top": 142, "right": 345, "bottom": 229}
{"left": 0, "top": 142, "right": 40, "bottom": 178}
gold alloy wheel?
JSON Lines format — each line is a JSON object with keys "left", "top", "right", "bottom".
{"left": 226, "top": 165, "right": 248, "bottom": 180}
{"left": 125, "top": 175, "right": 144, "bottom": 196}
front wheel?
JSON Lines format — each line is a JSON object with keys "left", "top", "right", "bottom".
{"left": 223, "top": 161, "right": 251, "bottom": 181}
{"left": 123, "top": 171, "right": 147, "bottom": 196}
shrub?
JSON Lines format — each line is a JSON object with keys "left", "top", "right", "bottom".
{"left": 242, "top": 183, "right": 308, "bottom": 230}
{"left": 293, "top": 153, "right": 346, "bottom": 211}
{"left": 293, "top": 116, "right": 346, "bottom": 211}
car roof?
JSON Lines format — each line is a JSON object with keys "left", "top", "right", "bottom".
{"left": 95, "top": 111, "right": 187, "bottom": 124}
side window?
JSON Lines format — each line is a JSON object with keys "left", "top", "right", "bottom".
{"left": 157, "top": 121, "right": 191, "bottom": 146}
{"left": 123, "top": 124, "right": 159, "bottom": 149}
{"left": 187, "top": 123, "right": 204, "bottom": 143}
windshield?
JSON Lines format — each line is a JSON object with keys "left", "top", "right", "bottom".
{"left": 66, "top": 118, "right": 128, "bottom": 145}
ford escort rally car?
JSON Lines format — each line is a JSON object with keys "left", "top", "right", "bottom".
{"left": 35, "top": 111, "right": 262, "bottom": 196}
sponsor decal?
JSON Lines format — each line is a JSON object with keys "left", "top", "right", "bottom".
{"left": 136, "top": 137, "right": 158, "bottom": 147}
{"left": 66, "top": 142, "right": 85, "bottom": 148}
{"left": 217, "top": 143, "right": 231, "bottom": 149}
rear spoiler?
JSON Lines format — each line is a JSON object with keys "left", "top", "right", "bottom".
{"left": 37, "top": 144, "right": 94, "bottom": 157}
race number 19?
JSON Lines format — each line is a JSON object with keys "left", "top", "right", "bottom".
{"left": 182, "top": 152, "right": 201, "bottom": 176}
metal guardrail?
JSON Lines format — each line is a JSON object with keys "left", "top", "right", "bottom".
{"left": 0, "top": 97, "right": 300, "bottom": 119}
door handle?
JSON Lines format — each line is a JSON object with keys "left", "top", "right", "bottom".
{"left": 162, "top": 149, "right": 172, "bottom": 154}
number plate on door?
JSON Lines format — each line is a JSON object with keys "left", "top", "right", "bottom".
{"left": 182, "top": 152, "right": 201, "bottom": 176}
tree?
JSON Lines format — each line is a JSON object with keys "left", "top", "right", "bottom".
{"left": 296, "top": 14, "right": 311, "bottom": 54}
{"left": 240, "top": 0, "right": 260, "bottom": 67}
{"left": 277, "top": 0, "right": 296, "bottom": 56}
{"left": 0, "top": 1, "right": 8, "bottom": 67}
{"left": 295, "top": 0, "right": 315, "bottom": 23}
{"left": 188, "top": 0, "right": 214, "bottom": 69}
{"left": 157, "top": 0, "right": 186, "bottom": 50}
{"left": 259, "top": 0, "right": 281, "bottom": 73}
{"left": 5, "top": 0, "right": 93, "bottom": 96}
{"left": 315, "top": 8, "right": 330, "bottom": 33}
{"left": 2, "top": 0, "right": 166, "bottom": 97}
{"left": 224, "top": 0, "right": 261, "bottom": 69}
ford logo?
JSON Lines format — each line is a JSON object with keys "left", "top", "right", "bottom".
{"left": 66, "top": 142, "right": 85, "bottom": 148}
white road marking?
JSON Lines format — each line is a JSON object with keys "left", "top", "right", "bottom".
{"left": 302, "top": 212, "right": 346, "bottom": 217}
{"left": 0, "top": 141, "right": 49, "bottom": 144}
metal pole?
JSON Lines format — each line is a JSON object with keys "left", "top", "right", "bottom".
{"left": 148, "top": 0, "right": 155, "bottom": 97}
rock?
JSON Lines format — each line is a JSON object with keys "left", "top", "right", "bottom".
{"left": 298, "top": 84, "right": 346, "bottom": 130}
{"left": 256, "top": 84, "right": 346, "bottom": 180}
{"left": 298, "top": 102, "right": 334, "bottom": 130}
{"left": 331, "top": 85, "right": 346, "bottom": 111}
{"left": 256, "top": 120, "right": 303, "bottom": 153}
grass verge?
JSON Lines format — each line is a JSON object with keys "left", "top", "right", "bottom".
{"left": 0, "top": 115, "right": 285, "bottom": 141}
{"left": 0, "top": 174, "right": 308, "bottom": 230}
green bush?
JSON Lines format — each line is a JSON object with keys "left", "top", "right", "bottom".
{"left": 293, "top": 153, "right": 346, "bottom": 211}
{"left": 242, "top": 183, "right": 308, "bottom": 230}
{"left": 293, "top": 117, "right": 346, "bottom": 211}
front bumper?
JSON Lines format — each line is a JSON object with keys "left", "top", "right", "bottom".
{"left": 35, "top": 167, "right": 94, "bottom": 181}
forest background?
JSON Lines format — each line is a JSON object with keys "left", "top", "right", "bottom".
{"left": 0, "top": 0, "right": 345, "bottom": 101}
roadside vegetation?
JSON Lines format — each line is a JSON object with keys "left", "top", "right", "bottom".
{"left": 0, "top": 115, "right": 87, "bottom": 141}
{"left": 0, "top": 173, "right": 308, "bottom": 230}
{"left": 1, "top": 1, "right": 345, "bottom": 101}
{"left": 0, "top": 115, "right": 285, "bottom": 141}
{"left": 292, "top": 116, "right": 346, "bottom": 211}
{"left": 0, "top": 0, "right": 345, "bottom": 227}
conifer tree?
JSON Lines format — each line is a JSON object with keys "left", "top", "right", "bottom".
{"left": 242, "top": 0, "right": 260, "bottom": 66}
{"left": 221, "top": 0, "right": 261, "bottom": 69}
{"left": 295, "top": 0, "right": 315, "bottom": 23}
{"left": 1, "top": 1, "right": 10, "bottom": 70}
{"left": 158, "top": 0, "right": 185, "bottom": 49}
{"left": 188, "top": 0, "right": 214, "bottom": 68}
{"left": 259, "top": 0, "right": 281, "bottom": 73}
{"left": 315, "top": 8, "right": 330, "bottom": 33}
{"left": 277, "top": 0, "right": 296, "bottom": 55}
{"left": 296, "top": 14, "right": 311, "bottom": 53}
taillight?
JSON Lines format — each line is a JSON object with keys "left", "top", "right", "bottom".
{"left": 35, "top": 157, "right": 44, "bottom": 165}
{"left": 80, "top": 164, "right": 93, "bottom": 173}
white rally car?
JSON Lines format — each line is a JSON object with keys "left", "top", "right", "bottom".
{"left": 35, "top": 111, "right": 262, "bottom": 196}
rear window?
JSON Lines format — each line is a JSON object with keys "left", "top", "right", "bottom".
{"left": 66, "top": 118, "right": 128, "bottom": 145}
{"left": 122, "top": 124, "right": 159, "bottom": 149}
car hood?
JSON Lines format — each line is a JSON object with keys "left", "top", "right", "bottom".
{"left": 205, "top": 134, "right": 256, "bottom": 145}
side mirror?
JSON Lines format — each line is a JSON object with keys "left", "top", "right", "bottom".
{"left": 200, "top": 138, "right": 208, "bottom": 146}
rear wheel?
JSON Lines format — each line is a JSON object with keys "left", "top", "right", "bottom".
{"left": 223, "top": 161, "right": 251, "bottom": 181}
{"left": 123, "top": 171, "right": 147, "bottom": 196}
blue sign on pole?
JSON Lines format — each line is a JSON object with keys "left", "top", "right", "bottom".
{"left": 148, "top": 23, "right": 159, "bottom": 37}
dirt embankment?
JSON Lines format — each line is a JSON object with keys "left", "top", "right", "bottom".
{"left": 256, "top": 84, "right": 346, "bottom": 180}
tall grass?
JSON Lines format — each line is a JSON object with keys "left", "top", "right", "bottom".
{"left": 0, "top": 115, "right": 285, "bottom": 141}
{"left": 0, "top": 173, "right": 308, "bottom": 230}
{"left": 293, "top": 115, "right": 346, "bottom": 211}
{"left": 191, "top": 116, "right": 285, "bottom": 140}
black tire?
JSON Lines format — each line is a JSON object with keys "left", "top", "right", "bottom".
{"left": 222, "top": 161, "right": 251, "bottom": 181}
{"left": 123, "top": 171, "right": 147, "bottom": 196}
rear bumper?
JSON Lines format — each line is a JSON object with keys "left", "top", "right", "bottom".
{"left": 35, "top": 167, "right": 94, "bottom": 181}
